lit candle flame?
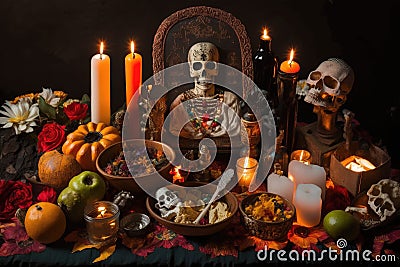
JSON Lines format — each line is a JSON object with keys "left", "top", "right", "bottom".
{"left": 288, "top": 49, "right": 295, "bottom": 65}
{"left": 97, "top": 206, "right": 106, "bottom": 218}
{"left": 261, "top": 28, "right": 271, "bottom": 41}
{"left": 343, "top": 155, "right": 376, "bottom": 172}
{"left": 130, "top": 41, "right": 135, "bottom": 57}
{"left": 171, "top": 165, "right": 184, "bottom": 183}
{"left": 299, "top": 150, "right": 304, "bottom": 161}
{"left": 244, "top": 156, "right": 250, "bottom": 168}
{"left": 100, "top": 42, "right": 104, "bottom": 55}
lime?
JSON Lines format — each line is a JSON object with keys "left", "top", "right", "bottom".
{"left": 323, "top": 210, "right": 360, "bottom": 241}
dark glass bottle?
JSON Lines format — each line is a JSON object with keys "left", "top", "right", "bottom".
{"left": 253, "top": 31, "right": 279, "bottom": 113}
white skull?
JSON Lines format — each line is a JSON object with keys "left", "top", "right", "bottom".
{"left": 188, "top": 42, "right": 219, "bottom": 90}
{"left": 367, "top": 179, "right": 400, "bottom": 222}
{"left": 304, "top": 58, "right": 354, "bottom": 110}
{"left": 155, "top": 187, "right": 181, "bottom": 210}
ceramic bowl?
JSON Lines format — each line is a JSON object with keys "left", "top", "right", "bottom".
{"left": 120, "top": 212, "right": 151, "bottom": 237}
{"left": 146, "top": 182, "right": 238, "bottom": 236}
{"left": 96, "top": 139, "right": 175, "bottom": 193}
{"left": 239, "top": 192, "right": 295, "bottom": 241}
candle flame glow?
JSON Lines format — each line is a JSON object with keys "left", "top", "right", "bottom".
{"left": 131, "top": 41, "right": 135, "bottom": 55}
{"left": 263, "top": 29, "right": 268, "bottom": 39}
{"left": 170, "top": 165, "right": 184, "bottom": 183}
{"left": 244, "top": 156, "right": 250, "bottom": 168}
{"left": 288, "top": 49, "right": 295, "bottom": 65}
{"left": 100, "top": 42, "right": 104, "bottom": 55}
{"left": 299, "top": 150, "right": 304, "bottom": 161}
{"left": 97, "top": 206, "right": 106, "bottom": 218}
{"left": 342, "top": 155, "right": 376, "bottom": 172}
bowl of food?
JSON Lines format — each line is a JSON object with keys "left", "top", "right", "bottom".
{"left": 146, "top": 181, "right": 238, "bottom": 236}
{"left": 239, "top": 192, "right": 295, "bottom": 241}
{"left": 96, "top": 139, "right": 175, "bottom": 193}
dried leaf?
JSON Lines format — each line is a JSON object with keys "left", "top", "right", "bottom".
{"left": 72, "top": 242, "right": 99, "bottom": 252}
{"left": 93, "top": 244, "right": 116, "bottom": 263}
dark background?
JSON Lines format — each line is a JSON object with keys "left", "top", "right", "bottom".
{"left": 0, "top": 0, "right": 398, "bottom": 167}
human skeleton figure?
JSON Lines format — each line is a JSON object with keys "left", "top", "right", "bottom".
{"left": 169, "top": 42, "right": 240, "bottom": 139}
{"left": 304, "top": 58, "right": 355, "bottom": 143}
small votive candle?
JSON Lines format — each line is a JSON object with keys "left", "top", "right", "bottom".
{"left": 294, "top": 184, "right": 322, "bottom": 227}
{"left": 84, "top": 201, "right": 120, "bottom": 244}
{"left": 236, "top": 157, "right": 258, "bottom": 191}
{"left": 290, "top": 149, "right": 311, "bottom": 164}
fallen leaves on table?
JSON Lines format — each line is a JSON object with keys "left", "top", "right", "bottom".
{"left": 64, "top": 229, "right": 116, "bottom": 263}
{"left": 0, "top": 217, "right": 45, "bottom": 256}
{"left": 120, "top": 224, "right": 194, "bottom": 257}
{"left": 372, "top": 228, "right": 400, "bottom": 258}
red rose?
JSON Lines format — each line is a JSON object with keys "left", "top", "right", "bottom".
{"left": 0, "top": 180, "right": 33, "bottom": 222}
{"left": 37, "top": 122, "right": 66, "bottom": 153}
{"left": 64, "top": 102, "right": 88, "bottom": 121}
{"left": 36, "top": 186, "right": 57, "bottom": 203}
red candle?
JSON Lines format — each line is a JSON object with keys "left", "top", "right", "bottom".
{"left": 280, "top": 49, "right": 300, "bottom": 73}
{"left": 125, "top": 41, "right": 142, "bottom": 107}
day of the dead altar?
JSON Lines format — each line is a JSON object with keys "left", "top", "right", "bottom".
{"left": 0, "top": 4, "right": 399, "bottom": 267}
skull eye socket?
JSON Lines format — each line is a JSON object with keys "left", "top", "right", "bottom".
{"left": 159, "top": 195, "right": 165, "bottom": 201}
{"left": 205, "top": 61, "right": 216, "bottom": 69}
{"left": 309, "top": 71, "right": 322, "bottom": 81}
{"left": 192, "top": 62, "right": 203, "bottom": 71}
{"left": 323, "top": 75, "right": 339, "bottom": 90}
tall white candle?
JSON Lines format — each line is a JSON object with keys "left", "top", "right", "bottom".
{"left": 288, "top": 160, "right": 326, "bottom": 200}
{"left": 91, "top": 42, "right": 111, "bottom": 124}
{"left": 294, "top": 184, "right": 322, "bottom": 227}
{"left": 267, "top": 173, "right": 294, "bottom": 202}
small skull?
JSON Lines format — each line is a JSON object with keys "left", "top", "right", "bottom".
{"left": 367, "top": 179, "right": 400, "bottom": 222}
{"left": 155, "top": 187, "right": 181, "bottom": 210}
{"left": 304, "top": 58, "right": 354, "bottom": 111}
{"left": 188, "top": 42, "right": 219, "bottom": 91}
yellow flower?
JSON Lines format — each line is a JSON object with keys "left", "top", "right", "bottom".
{"left": 0, "top": 98, "right": 39, "bottom": 135}
{"left": 11, "top": 93, "right": 39, "bottom": 104}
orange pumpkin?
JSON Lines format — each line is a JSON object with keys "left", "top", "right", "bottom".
{"left": 62, "top": 122, "right": 121, "bottom": 171}
{"left": 24, "top": 202, "right": 66, "bottom": 244}
{"left": 38, "top": 150, "right": 82, "bottom": 190}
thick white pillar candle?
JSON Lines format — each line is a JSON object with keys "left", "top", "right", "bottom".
{"left": 91, "top": 42, "right": 111, "bottom": 124}
{"left": 288, "top": 160, "right": 326, "bottom": 200}
{"left": 294, "top": 184, "right": 322, "bottom": 227}
{"left": 267, "top": 173, "right": 294, "bottom": 202}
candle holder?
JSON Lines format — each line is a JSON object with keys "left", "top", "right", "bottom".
{"left": 84, "top": 201, "right": 120, "bottom": 244}
{"left": 276, "top": 70, "right": 299, "bottom": 156}
{"left": 329, "top": 141, "right": 391, "bottom": 197}
{"left": 290, "top": 149, "right": 312, "bottom": 164}
{"left": 236, "top": 157, "right": 258, "bottom": 192}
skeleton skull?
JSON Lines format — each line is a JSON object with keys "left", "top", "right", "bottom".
{"left": 155, "top": 187, "right": 181, "bottom": 210}
{"left": 304, "top": 58, "right": 354, "bottom": 111}
{"left": 367, "top": 179, "right": 400, "bottom": 222}
{"left": 188, "top": 42, "right": 219, "bottom": 91}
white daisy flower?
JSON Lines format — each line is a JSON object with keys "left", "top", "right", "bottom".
{"left": 39, "top": 88, "right": 60, "bottom": 107}
{"left": 0, "top": 98, "right": 39, "bottom": 135}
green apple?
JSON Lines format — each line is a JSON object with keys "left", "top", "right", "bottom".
{"left": 323, "top": 210, "right": 360, "bottom": 241}
{"left": 68, "top": 171, "right": 106, "bottom": 203}
{"left": 57, "top": 171, "right": 106, "bottom": 222}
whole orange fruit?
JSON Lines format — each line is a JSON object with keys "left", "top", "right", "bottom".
{"left": 24, "top": 202, "right": 67, "bottom": 244}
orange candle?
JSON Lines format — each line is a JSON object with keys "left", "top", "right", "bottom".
{"left": 91, "top": 41, "right": 111, "bottom": 124}
{"left": 125, "top": 41, "right": 142, "bottom": 107}
{"left": 280, "top": 49, "right": 300, "bottom": 73}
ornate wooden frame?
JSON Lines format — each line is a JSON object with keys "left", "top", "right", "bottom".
{"left": 152, "top": 5, "right": 254, "bottom": 91}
